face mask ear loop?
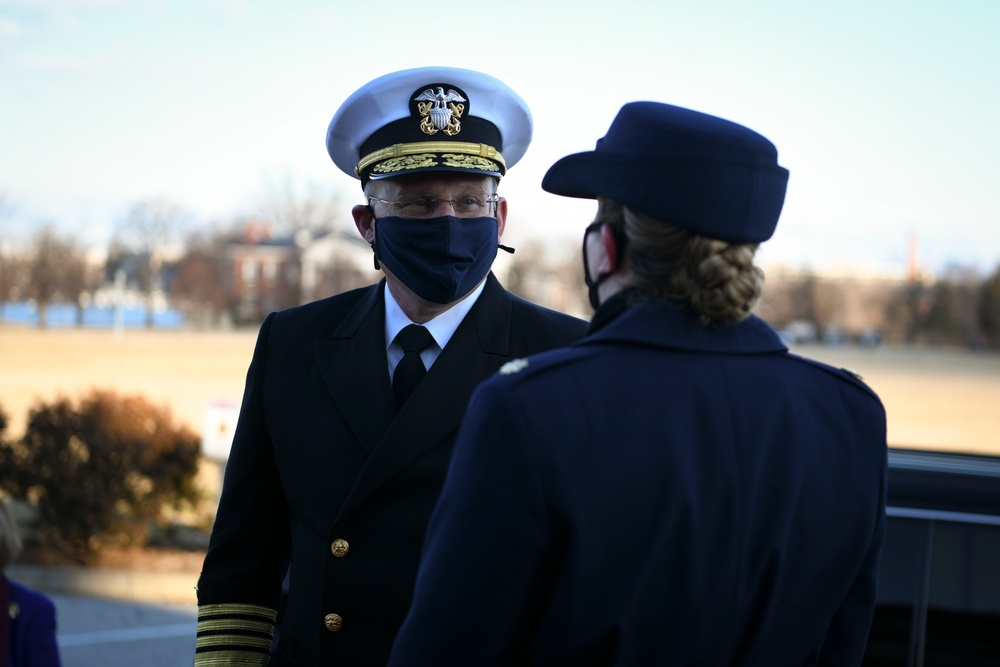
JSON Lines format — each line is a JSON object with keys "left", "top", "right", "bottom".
{"left": 583, "top": 221, "right": 626, "bottom": 310}
{"left": 582, "top": 223, "right": 603, "bottom": 310}
{"left": 368, "top": 205, "right": 381, "bottom": 270}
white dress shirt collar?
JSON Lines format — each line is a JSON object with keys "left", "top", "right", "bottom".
{"left": 384, "top": 279, "right": 487, "bottom": 375}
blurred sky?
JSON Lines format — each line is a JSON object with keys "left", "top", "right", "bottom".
{"left": 1, "top": 0, "right": 998, "bottom": 275}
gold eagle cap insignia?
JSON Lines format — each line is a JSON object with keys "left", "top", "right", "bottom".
{"left": 499, "top": 359, "right": 529, "bottom": 375}
{"left": 414, "top": 86, "right": 466, "bottom": 136}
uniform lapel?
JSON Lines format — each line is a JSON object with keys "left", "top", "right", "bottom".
{"left": 314, "top": 281, "right": 396, "bottom": 453}
{"left": 333, "top": 274, "right": 513, "bottom": 525}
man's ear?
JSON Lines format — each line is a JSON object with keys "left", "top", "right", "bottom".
{"left": 599, "top": 223, "right": 619, "bottom": 274}
{"left": 353, "top": 204, "right": 375, "bottom": 244}
{"left": 495, "top": 196, "right": 508, "bottom": 240}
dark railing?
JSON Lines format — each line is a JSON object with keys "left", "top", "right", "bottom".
{"left": 863, "top": 448, "right": 1000, "bottom": 666}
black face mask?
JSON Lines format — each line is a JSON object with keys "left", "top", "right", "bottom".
{"left": 581, "top": 221, "right": 625, "bottom": 310}
{"left": 374, "top": 214, "right": 499, "bottom": 305}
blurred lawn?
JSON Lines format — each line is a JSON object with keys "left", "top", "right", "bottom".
{"left": 0, "top": 325, "right": 257, "bottom": 442}
{"left": 1, "top": 325, "right": 999, "bottom": 456}
{"left": 790, "top": 343, "right": 1000, "bottom": 456}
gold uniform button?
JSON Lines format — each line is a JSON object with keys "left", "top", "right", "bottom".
{"left": 330, "top": 538, "right": 350, "bottom": 558}
{"left": 324, "top": 613, "right": 343, "bottom": 632}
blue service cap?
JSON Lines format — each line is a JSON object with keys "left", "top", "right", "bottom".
{"left": 542, "top": 101, "right": 789, "bottom": 244}
{"left": 327, "top": 66, "right": 533, "bottom": 187}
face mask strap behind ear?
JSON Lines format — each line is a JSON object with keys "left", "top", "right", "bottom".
{"left": 367, "top": 205, "right": 381, "bottom": 270}
{"left": 582, "top": 221, "right": 625, "bottom": 310}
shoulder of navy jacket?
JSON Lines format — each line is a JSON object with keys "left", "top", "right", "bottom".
{"left": 491, "top": 346, "right": 590, "bottom": 388}
{"left": 789, "top": 353, "right": 883, "bottom": 404}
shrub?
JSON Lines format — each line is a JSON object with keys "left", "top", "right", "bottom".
{"left": 0, "top": 389, "right": 202, "bottom": 557}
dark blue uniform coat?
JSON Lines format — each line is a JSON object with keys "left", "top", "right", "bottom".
{"left": 5, "top": 578, "right": 61, "bottom": 667}
{"left": 196, "top": 274, "right": 587, "bottom": 666}
{"left": 390, "top": 300, "right": 888, "bottom": 667}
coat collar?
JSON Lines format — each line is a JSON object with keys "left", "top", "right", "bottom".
{"left": 585, "top": 299, "right": 787, "bottom": 355}
{"left": 326, "top": 273, "right": 515, "bottom": 526}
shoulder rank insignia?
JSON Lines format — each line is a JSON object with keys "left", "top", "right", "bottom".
{"left": 499, "top": 359, "right": 529, "bottom": 375}
{"left": 842, "top": 367, "right": 865, "bottom": 382}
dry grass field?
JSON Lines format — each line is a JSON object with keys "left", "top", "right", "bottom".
{"left": 0, "top": 325, "right": 258, "bottom": 443}
{"left": 790, "top": 344, "right": 1000, "bottom": 456}
{"left": 2, "top": 325, "right": 999, "bottom": 457}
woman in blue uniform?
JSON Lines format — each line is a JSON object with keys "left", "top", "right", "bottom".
{"left": 389, "top": 101, "right": 888, "bottom": 666}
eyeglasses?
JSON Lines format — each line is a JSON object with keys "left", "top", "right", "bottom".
{"left": 367, "top": 194, "right": 499, "bottom": 218}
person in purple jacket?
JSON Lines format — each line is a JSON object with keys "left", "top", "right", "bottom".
{"left": 389, "top": 101, "right": 888, "bottom": 666}
{"left": 1, "top": 498, "right": 61, "bottom": 667}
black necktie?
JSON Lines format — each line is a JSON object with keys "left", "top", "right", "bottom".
{"left": 392, "top": 324, "right": 435, "bottom": 406}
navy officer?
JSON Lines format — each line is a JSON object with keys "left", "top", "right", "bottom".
{"left": 194, "top": 67, "right": 588, "bottom": 666}
{"left": 389, "top": 101, "right": 888, "bottom": 666}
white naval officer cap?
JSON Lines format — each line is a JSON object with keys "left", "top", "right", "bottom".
{"left": 326, "top": 66, "right": 533, "bottom": 187}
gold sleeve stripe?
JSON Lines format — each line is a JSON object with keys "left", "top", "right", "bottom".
{"left": 193, "top": 650, "right": 271, "bottom": 666}
{"left": 198, "top": 603, "right": 277, "bottom": 621}
{"left": 198, "top": 619, "right": 275, "bottom": 634}
{"left": 195, "top": 603, "right": 276, "bottom": 667}
{"left": 196, "top": 635, "right": 273, "bottom": 649}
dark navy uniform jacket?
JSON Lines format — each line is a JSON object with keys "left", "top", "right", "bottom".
{"left": 390, "top": 299, "right": 888, "bottom": 667}
{"left": 196, "top": 273, "right": 587, "bottom": 666}
{"left": 4, "top": 578, "right": 61, "bottom": 667}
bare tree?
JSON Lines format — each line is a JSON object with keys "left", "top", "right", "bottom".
{"left": 168, "top": 231, "right": 232, "bottom": 328}
{"left": 0, "top": 252, "right": 28, "bottom": 322}
{"left": 0, "top": 190, "right": 14, "bottom": 317}
{"left": 919, "top": 266, "right": 980, "bottom": 347}
{"left": 978, "top": 264, "right": 1000, "bottom": 349}
{"left": 811, "top": 279, "right": 847, "bottom": 339}
{"left": 502, "top": 239, "right": 589, "bottom": 317}
{"left": 25, "top": 225, "right": 87, "bottom": 328}
{"left": 255, "top": 174, "right": 347, "bottom": 237}
{"left": 28, "top": 226, "right": 63, "bottom": 327}
{"left": 756, "top": 269, "right": 818, "bottom": 330}
{"left": 116, "top": 199, "right": 191, "bottom": 328}
{"left": 61, "top": 245, "right": 98, "bottom": 327}
{"left": 503, "top": 241, "right": 547, "bottom": 302}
